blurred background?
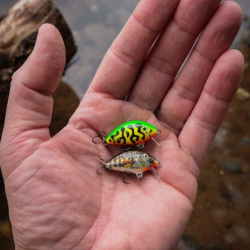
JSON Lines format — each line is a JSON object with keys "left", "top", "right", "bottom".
{"left": 0, "top": 0, "right": 249, "bottom": 249}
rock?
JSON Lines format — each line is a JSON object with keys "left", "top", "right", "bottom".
{"left": 241, "top": 137, "right": 250, "bottom": 146}
{"left": 236, "top": 88, "right": 250, "bottom": 101}
{"left": 0, "top": 0, "right": 77, "bottom": 136}
{"left": 180, "top": 233, "right": 203, "bottom": 250}
{"left": 0, "top": 220, "right": 12, "bottom": 238}
{"left": 223, "top": 160, "right": 241, "bottom": 174}
{"left": 50, "top": 81, "right": 80, "bottom": 136}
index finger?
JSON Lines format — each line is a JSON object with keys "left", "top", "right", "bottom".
{"left": 87, "top": 0, "right": 180, "bottom": 99}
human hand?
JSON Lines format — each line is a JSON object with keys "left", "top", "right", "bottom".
{"left": 0, "top": 0, "right": 244, "bottom": 249}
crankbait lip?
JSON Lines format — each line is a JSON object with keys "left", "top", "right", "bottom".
{"left": 146, "top": 132, "right": 161, "bottom": 147}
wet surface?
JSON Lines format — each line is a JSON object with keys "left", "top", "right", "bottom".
{"left": 0, "top": 0, "right": 250, "bottom": 249}
{"left": 176, "top": 90, "right": 250, "bottom": 249}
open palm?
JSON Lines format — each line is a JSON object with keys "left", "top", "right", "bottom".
{"left": 0, "top": 0, "right": 244, "bottom": 249}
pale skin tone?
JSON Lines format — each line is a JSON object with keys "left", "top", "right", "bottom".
{"left": 0, "top": 0, "right": 244, "bottom": 249}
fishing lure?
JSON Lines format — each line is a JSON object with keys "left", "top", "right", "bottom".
{"left": 92, "top": 121, "right": 161, "bottom": 148}
{"left": 96, "top": 150, "right": 161, "bottom": 184}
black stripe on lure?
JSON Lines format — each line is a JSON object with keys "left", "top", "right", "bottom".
{"left": 96, "top": 150, "right": 161, "bottom": 184}
{"left": 92, "top": 121, "right": 161, "bottom": 148}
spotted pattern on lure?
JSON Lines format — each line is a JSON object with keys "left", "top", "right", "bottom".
{"left": 96, "top": 150, "right": 161, "bottom": 183}
{"left": 92, "top": 121, "right": 161, "bottom": 147}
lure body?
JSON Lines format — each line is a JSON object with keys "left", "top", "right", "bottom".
{"left": 104, "top": 121, "right": 160, "bottom": 146}
{"left": 97, "top": 150, "right": 161, "bottom": 182}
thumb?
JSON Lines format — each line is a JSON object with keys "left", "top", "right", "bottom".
{"left": 0, "top": 24, "right": 65, "bottom": 175}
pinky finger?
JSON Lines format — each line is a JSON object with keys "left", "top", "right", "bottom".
{"left": 178, "top": 49, "right": 244, "bottom": 167}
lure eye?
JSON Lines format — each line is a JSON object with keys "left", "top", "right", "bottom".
{"left": 143, "top": 154, "right": 149, "bottom": 159}
{"left": 142, "top": 126, "right": 147, "bottom": 131}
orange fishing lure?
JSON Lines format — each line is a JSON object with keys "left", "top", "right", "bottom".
{"left": 96, "top": 150, "right": 161, "bottom": 183}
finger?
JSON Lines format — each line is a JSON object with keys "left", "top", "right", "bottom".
{"left": 128, "top": 0, "right": 221, "bottom": 111}
{"left": 158, "top": 1, "right": 242, "bottom": 134}
{"left": 1, "top": 24, "right": 65, "bottom": 146}
{"left": 86, "top": 0, "right": 180, "bottom": 99}
{"left": 178, "top": 50, "right": 244, "bottom": 167}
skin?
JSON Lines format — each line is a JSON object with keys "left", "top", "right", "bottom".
{"left": 0, "top": 0, "right": 244, "bottom": 249}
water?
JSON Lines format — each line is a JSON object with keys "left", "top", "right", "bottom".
{"left": 56, "top": 0, "right": 250, "bottom": 99}
{"left": 1, "top": 0, "right": 249, "bottom": 98}
{"left": 53, "top": 0, "right": 138, "bottom": 98}
{"left": 0, "top": 0, "right": 249, "bottom": 249}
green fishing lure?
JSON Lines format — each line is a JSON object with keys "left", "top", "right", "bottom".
{"left": 92, "top": 121, "right": 161, "bottom": 147}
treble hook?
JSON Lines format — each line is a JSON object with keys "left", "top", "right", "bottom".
{"left": 92, "top": 130, "right": 107, "bottom": 144}
{"left": 96, "top": 158, "right": 105, "bottom": 175}
{"left": 123, "top": 173, "right": 135, "bottom": 184}
{"left": 96, "top": 158, "right": 112, "bottom": 175}
{"left": 96, "top": 166, "right": 104, "bottom": 175}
